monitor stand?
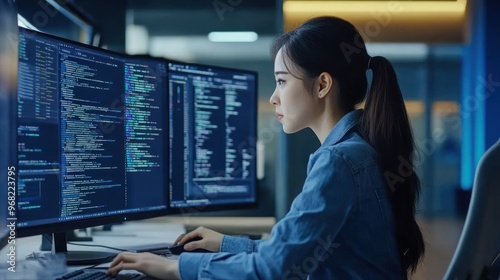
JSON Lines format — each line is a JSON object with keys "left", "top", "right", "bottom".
{"left": 40, "top": 230, "right": 92, "bottom": 251}
{"left": 49, "top": 232, "right": 116, "bottom": 265}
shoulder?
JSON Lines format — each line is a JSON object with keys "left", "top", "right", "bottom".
{"left": 313, "top": 131, "right": 378, "bottom": 174}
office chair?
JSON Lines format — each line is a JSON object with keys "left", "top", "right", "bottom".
{"left": 443, "top": 139, "right": 500, "bottom": 280}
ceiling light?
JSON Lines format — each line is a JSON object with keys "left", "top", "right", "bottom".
{"left": 208, "top": 32, "right": 258, "bottom": 43}
{"left": 283, "top": 0, "right": 466, "bottom": 14}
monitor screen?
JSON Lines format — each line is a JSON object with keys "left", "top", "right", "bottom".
{"left": 168, "top": 61, "right": 258, "bottom": 212}
{"left": 16, "top": 27, "right": 169, "bottom": 237}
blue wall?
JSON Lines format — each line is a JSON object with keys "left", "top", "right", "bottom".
{"left": 461, "top": 0, "right": 500, "bottom": 190}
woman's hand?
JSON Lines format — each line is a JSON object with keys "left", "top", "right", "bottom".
{"left": 107, "top": 252, "right": 180, "bottom": 280}
{"left": 174, "top": 226, "right": 223, "bottom": 252}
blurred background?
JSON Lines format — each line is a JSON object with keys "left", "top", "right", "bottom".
{"left": 5, "top": 0, "right": 500, "bottom": 278}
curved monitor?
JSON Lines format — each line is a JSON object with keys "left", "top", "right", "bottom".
{"left": 168, "top": 61, "right": 258, "bottom": 214}
{"left": 16, "top": 27, "right": 169, "bottom": 242}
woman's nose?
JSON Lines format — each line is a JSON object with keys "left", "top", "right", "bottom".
{"left": 269, "top": 90, "right": 278, "bottom": 105}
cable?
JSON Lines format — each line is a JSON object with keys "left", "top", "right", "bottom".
{"left": 42, "top": 234, "right": 125, "bottom": 252}
{"left": 67, "top": 242, "right": 173, "bottom": 257}
{"left": 67, "top": 242, "right": 129, "bottom": 252}
{"left": 43, "top": 234, "right": 171, "bottom": 257}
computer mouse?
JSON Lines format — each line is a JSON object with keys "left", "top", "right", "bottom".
{"left": 168, "top": 237, "right": 211, "bottom": 254}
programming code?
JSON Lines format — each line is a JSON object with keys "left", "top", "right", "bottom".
{"left": 59, "top": 44, "right": 125, "bottom": 219}
{"left": 17, "top": 31, "right": 58, "bottom": 122}
{"left": 16, "top": 28, "right": 168, "bottom": 228}
{"left": 168, "top": 63, "right": 257, "bottom": 208}
{"left": 125, "top": 62, "right": 164, "bottom": 173}
{"left": 192, "top": 79, "right": 253, "bottom": 186}
{"left": 17, "top": 31, "right": 61, "bottom": 226}
{"left": 124, "top": 60, "right": 166, "bottom": 208}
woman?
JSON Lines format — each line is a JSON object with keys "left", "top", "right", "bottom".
{"left": 108, "top": 16, "right": 425, "bottom": 279}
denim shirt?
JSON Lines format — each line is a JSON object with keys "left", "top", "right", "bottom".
{"left": 179, "top": 109, "right": 406, "bottom": 280}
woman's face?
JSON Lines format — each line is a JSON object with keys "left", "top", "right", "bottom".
{"left": 269, "top": 49, "right": 321, "bottom": 134}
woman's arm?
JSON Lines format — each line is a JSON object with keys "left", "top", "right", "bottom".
{"left": 178, "top": 149, "right": 356, "bottom": 279}
{"left": 108, "top": 149, "right": 356, "bottom": 280}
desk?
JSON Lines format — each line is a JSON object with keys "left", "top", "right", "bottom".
{"left": 0, "top": 219, "right": 185, "bottom": 279}
{"left": 0, "top": 216, "right": 275, "bottom": 279}
{"left": 1, "top": 219, "right": 186, "bottom": 261}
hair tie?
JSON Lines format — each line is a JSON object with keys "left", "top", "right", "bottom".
{"left": 367, "top": 56, "right": 372, "bottom": 70}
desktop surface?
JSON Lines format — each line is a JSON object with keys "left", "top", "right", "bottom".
{"left": 0, "top": 219, "right": 185, "bottom": 279}
{"left": 0, "top": 217, "right": 274, "bottom": 278}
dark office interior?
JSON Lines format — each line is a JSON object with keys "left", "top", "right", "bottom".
{"left": 1, "top": 0, "right": 499, "bottom": 279}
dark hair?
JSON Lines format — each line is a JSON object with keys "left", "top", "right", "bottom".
{"left": 271, "top": 16, "right": 424, "bottom": 274}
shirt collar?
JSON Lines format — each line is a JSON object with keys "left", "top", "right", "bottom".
{"left": 322, "top": 109, "right": 363, "bottom": 147}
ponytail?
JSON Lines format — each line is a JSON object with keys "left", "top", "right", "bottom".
{"left": 359, "top": 56, "right": 425, "bottom": 274}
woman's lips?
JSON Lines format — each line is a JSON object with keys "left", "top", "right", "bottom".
{"left": 277, "top": 114, "right": 283, "bottom": 121}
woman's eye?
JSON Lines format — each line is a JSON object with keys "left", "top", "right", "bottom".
{"left": 276, "top": 79, "right": 285, "bottom": 85}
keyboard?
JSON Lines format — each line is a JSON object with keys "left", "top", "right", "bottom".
{"left": 56, "top": 269, "right": 156, "bottom": 280}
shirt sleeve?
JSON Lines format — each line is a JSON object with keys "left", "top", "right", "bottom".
{"left": 178, "top": 148, "right": 356, "bottom": 280}
{"left": 219, "top": 235, "right": 260, "bottom": 253}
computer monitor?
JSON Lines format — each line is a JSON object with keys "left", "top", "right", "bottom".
{"left": 167, "top": 61, "right": 258, "bottom": 214}
{"left": 16, "top": 27, "right": 169, "bottom": 264}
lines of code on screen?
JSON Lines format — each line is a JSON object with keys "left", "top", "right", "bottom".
{"left": 16, "top": 29, "right": 167, "bottom": 229}
{"left": 168, "top": 63, "right": 257, "bottom": 208}
{"left": 59, "top": 41, "right": 125, "bottom": 219}
{"left": 17, "top": 31, "right": 61, "bottom": 226}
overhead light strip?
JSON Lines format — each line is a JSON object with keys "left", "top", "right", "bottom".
{"left": 208, "top": 32, "right": 258, "bottom": 43}
{"left": 283, "top": 0, "right": 466, "bottom": 14}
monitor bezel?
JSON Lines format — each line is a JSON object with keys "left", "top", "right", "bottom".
{"left": 165, "top": 58, "right": 259, "bottom": 215}
{"left": 16, "top": 26, "right": 171, "bottom": 238}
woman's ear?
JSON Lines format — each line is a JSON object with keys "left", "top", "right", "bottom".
{"left": 317, "top": 72, "right": 334, "bottom": 99}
